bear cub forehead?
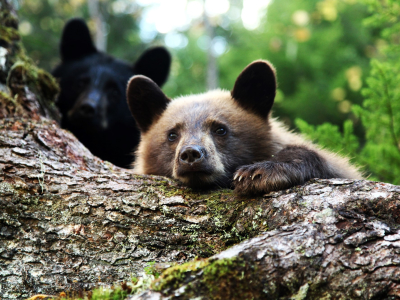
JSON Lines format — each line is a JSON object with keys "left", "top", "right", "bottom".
{"left": 152, "top": 90, "right": 265, "bottom": 135}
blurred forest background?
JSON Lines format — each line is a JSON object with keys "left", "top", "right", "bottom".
{"left": 14, "top": 0, "right": 400, "bottom": 184}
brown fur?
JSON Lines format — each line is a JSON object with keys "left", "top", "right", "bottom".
{"left": 127, "top": 60, "right": 362, "bottom": 194}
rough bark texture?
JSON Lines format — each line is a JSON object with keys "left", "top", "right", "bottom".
{"left": 131, "top": 180, "right": 400, "bottom": 300}
{"left": 1, "top": 1, "right": 400, "bottom": 299}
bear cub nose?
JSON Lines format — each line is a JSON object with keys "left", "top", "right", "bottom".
{"left": 179, "top": 146, "right": 205, "bottom": 164}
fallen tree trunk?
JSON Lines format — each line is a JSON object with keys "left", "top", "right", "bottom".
{"left": 131, "top": 192, "right": 400, "bottom": 300}
{"left": 1, "top": 1, "right": 400, "bottom": 299}
{"left": 2, "top": 121, "right": 400, "bottom": 300}
{"left": 2, "top": 127, "right": 400, "bottom": 300}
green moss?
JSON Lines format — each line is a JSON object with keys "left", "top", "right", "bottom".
{"left": 92, "top": 286, "right": 130, "bottom": 300}
{"left": 203, "top": 258, "right": 242, "bottom": 286}
{"left": 201, "top": 257, "right": 260, "bottom": 300}
{"left": 50, "top": 256, "right": 260, "bottom": 300}
{"left": 188, "top": 239, "right": 217, "bottom": 257}
{"left": 6, "top": 59, "right": 60, "bottom": 119}
{"left": 0, "top": 7, "right": 19, "bottom": 27}
{"left": 0, "top": 15, "right": 60, "bottom": 118}
{"left": 290, "top": 283, "right": 309, "bottom": 300}
{"left": 0, "top": 90, "right": 16, "bottom": 106}
{"left": 188, "top": 189, "right": 239, "bottom": 229}
{"left": 152, "top": 257, "right": 261, "bottom": 300}
{"left": 53, "top": 258, "right": 260, "bottom": 299}
{"left": 90, "top": 287, "right": 114, "bottom": 300}
{"left": 36, "top": 68, "right": 60, "bottom": 101}
{"left": 157, "top": 184, "right": 267, "bottom": 255}
{"left": 0, "top": 25, "right": 19, "bottom": 44}
{"left": 144, "top": 261, "right": 161, "bottom": 278}
{"left": 56, "top": 283, "right": 132, "bottom": 300}
{"left": 152, "top": 258, "right": 209, "bottom": 292}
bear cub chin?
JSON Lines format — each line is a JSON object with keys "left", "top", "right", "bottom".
{"left": 127, "top": 60, "right": 362, "bottom": 195}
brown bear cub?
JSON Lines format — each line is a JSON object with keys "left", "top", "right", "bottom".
{"left": 126, "top": 60, "right": 362, "bottom": 194}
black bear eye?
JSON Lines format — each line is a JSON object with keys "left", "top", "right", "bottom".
{"left": 215, "top": 127, "right": 227, "bottom": 136}
{"left": 76, "top": 78, "right": 88, "bottom": 90}
{"left": 109, "top": 88, "right": 120, "bottom": 99}
{"left": 168, "top": 132, "right": 178, "bottom": 142}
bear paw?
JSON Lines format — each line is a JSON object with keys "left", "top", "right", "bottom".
{"left": 233, "top": 161, "right": 295, "bottom": 195}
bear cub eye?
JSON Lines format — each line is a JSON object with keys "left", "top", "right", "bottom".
{"left": 168, "top": 132, "right": 179, "bottom": 142}
{"left": 214, "top": 127, "right": 227, "bottom": 136}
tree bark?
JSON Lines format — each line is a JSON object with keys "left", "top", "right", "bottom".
{"left": 1, "top": 1, "right": 400, "bottom": 299}
{"left": 131, "top": 181, "right": 400, "bottom": 299}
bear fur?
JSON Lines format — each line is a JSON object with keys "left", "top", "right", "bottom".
{"left": 126, "top": 60, "right": 362, "bottom": 194}
{"left": 52, "top": 18, "right": 171, "bottom": 168}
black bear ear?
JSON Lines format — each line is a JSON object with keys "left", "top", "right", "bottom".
{"left": 127, "top": 75, "right": 170, "bottom": 133}
{"left": 60, "top": 18, "right": 97, "bottom": 62}
{"left": 133, "top": 47, "right": 171, "bottom": 87}
{"left": 231, "top": 60, "right": 277, "bottom": 119}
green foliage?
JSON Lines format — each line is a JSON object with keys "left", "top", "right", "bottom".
{"left": 361, "top": 0, "right": 400, "bottom": 41}
{"left": 219, "top": 0, "right": 375, "bottom": 130}
{"left": 17, "top": 0, "right": 144, "bottom": 71}
{"left": 353, "top": 58, "right": 400, "bottom": 183}
{"left": 296, "top": 0, "right": 400, "bottom": 184}
{"left": 295, "top": 119, "right": 359, "bottom": 158}
{"left": 18, "top": 0, "right": 378, "bottom": 130}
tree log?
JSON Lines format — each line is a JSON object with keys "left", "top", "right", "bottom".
{"left": 131, "top": 183, "right": 400, "bottom": 300}
{"left": 2, "top": 118, "right": 400, "bottom": 299}
{"left": 1, "top": 1, "right": 400, "bottom": 299}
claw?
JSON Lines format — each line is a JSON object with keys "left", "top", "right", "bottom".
{"left": 239, "top": 175, "right": 243, "bottom": 182}
{"left": 234, "top": 173, "right": 239, "bottom": 181}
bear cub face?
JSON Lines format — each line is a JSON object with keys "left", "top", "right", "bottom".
{"left": 53, "top": 18, "right": 171, "bottom": 168}
{"left": 127, "top": 61, "right": 279, "bottom": 189}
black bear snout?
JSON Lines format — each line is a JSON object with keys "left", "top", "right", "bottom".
{"left": 78, "top": 101, "right": 96, "bottom": 118}
{"left": 179, "top": 146, "right": 205, "bottom": 164}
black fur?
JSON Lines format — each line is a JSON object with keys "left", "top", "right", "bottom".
{"left": 52, "top": 18, "right": 171, "bottom": 168}
{"left": 127, "top": 75, "right": 171, "bottom": 133}
{"left": 60, "top": 18, "right": 97, "bottom": 62}
{"left": 133, "top": 49, "right": 172, "bottom": 88}
{"left": 231, "top": 60, "right": 276, "bottom": 119}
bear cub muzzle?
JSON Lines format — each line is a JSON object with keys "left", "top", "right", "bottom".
{"left": 127, "top": 60, "right": 362, "bottom": 195}
{"left": 177, "top": 145, "right": 212, "bottom": 176}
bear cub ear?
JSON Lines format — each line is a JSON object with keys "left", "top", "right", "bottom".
{"left": 127, "top": 75, "right": 170, "bottom": 133}
{"left": 133, "top": 47, "right": 171, "bottom": 87}
{"left": 231, "top": 60, "right": 277, "bottom": 119}
{"left": 60, "top": 18, "right": 97, "bottom": 62}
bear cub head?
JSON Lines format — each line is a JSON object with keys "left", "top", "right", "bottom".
{"left": 127, "top": 60, "right": 279, "bottom": 188}
{"left": 53, "top": 18, "right": 171, "bottom": 168}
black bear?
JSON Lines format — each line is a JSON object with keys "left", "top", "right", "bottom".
{"left": 126, "top": 60, "right": 362, "bottom": 194}
{"left": 52, "top": 18, "right": 171, "bottom": 168}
